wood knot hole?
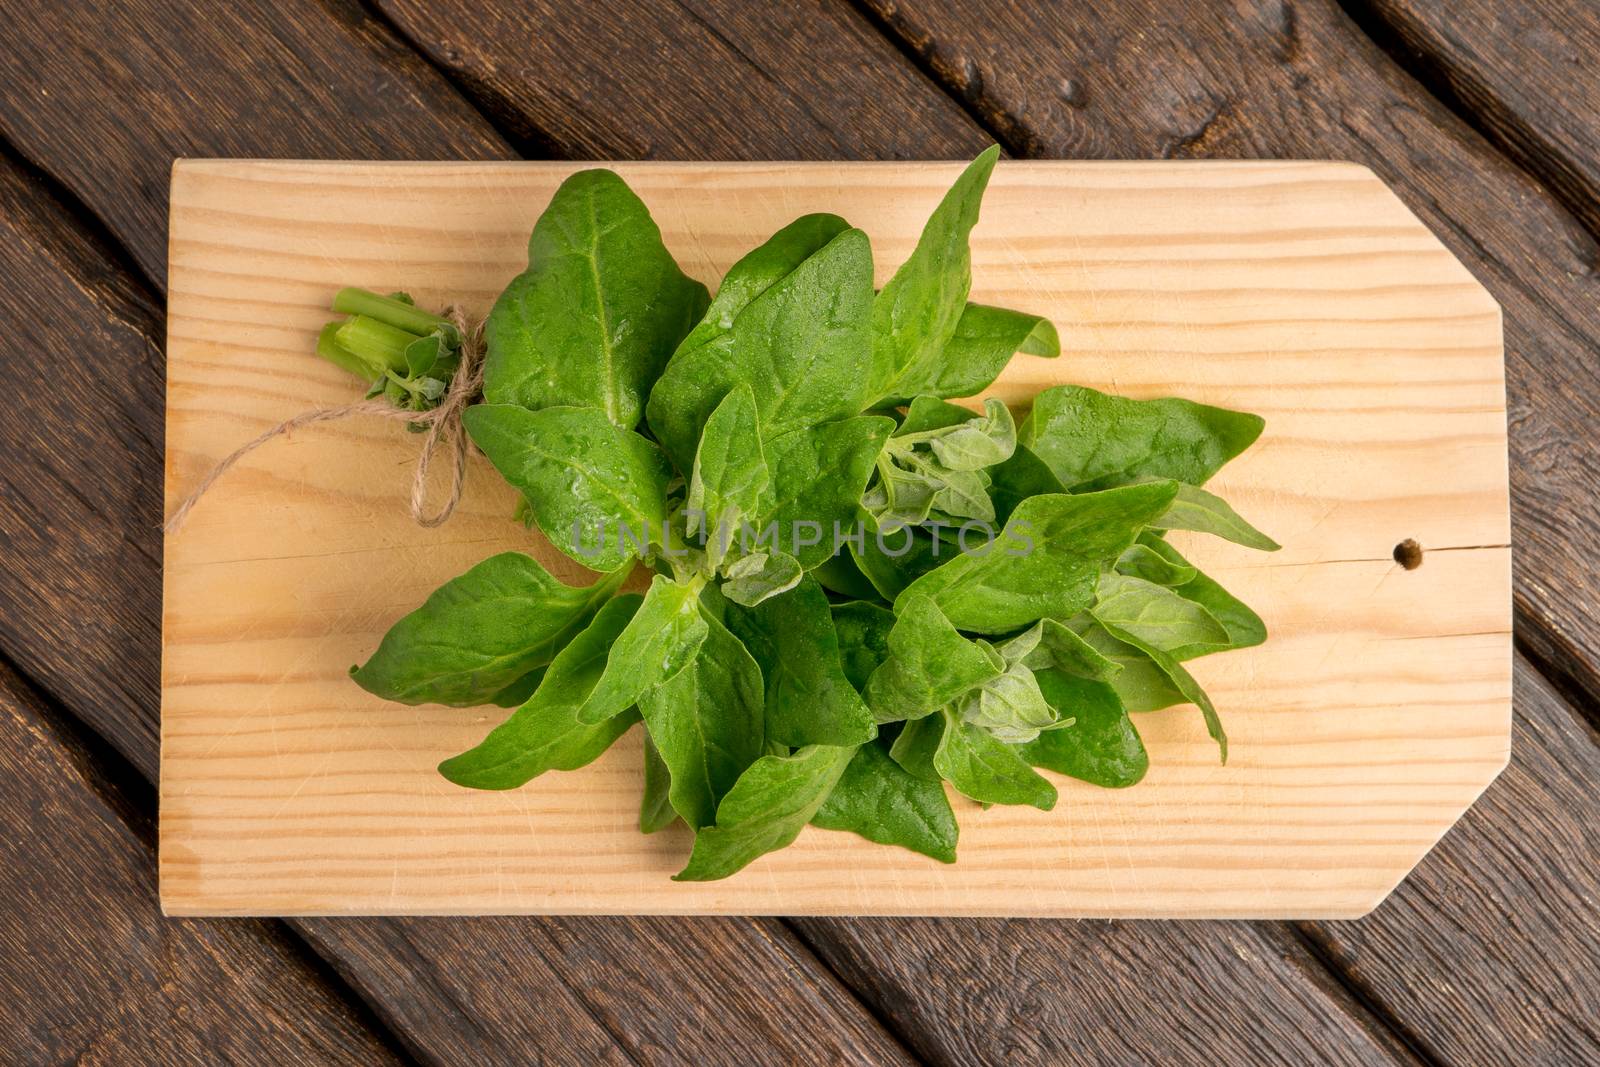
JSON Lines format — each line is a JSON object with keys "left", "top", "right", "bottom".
{"left": 1393, "top": 539, "right": 1423, "bottom": 570}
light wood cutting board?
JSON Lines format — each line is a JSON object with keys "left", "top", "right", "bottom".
{"left": 160, "top": 160, "right": 1510, "bottom": 918}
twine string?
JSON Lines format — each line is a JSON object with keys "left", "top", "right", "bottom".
{"left": 163, "top": 307, "right": 485, "bottom": 533}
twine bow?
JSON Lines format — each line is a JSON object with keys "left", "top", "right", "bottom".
{"left": 163, "top": 307, "right": 485, "bottom": 533}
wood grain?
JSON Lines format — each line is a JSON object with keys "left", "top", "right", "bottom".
{"left": 161, "top": 159, "right": 1510, "bottom": 917}
{"left": 1302, "top": 655, "right": 1600, "bottom": 1064}
{"left": 1357, "top": 0, "right": 1600, "bottom": 236}
{"left": 860, "top": 0, "right": 1600, "bottom": 717}
{"left": 0, "top": 148, "right": 915, "bottom": 1067}
{"left": 0, "top": 660, "right": 401, "bottom": 1065}
{"left": 790, "top": 917, "right": 1414, "bottom": 1064}
{"left": 378, "top": 0, "right": 989, "bottom": 159}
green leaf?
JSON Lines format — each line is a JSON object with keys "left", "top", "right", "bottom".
{"left": 849, "top": 513, "right": 949, "bottom": 601}
{"left": 812, "top": 552, "right": 880, "bottom": 600}
{"left": 1115, "top": 543, "right": 1198, "bottom": 586}
{"left": 871, "top": 146, "right": 1000, "bottom": 405}
{"left": 677, "top": 212, "right": 850, "bottom": 355}
{"left": 647, "top": 227, "right": 876, "bottom": 471}
{"left": 686, "top": 383, "right": 769, "bottom": 566}
{"left": 640, "top": 731, "right": 677, "bottom": 833}
{"left": 758, "top": 416, "right": 894, "bottom": 569}
{"left": 864, "top": 594, "right": 1004, "bottom": 723}
{"left": 639, "top": 609, "right": 766, "bottom": 829}
{"left": 888, "top": 714, "right": 944, "bottom": 781}
{"left": 1096, "top": 619, "right": 1229, "bottom": 762}
{"left": 487, "top": 668, "right": 547, "bottom": 709}
{"left": 1070, "top": 619, "right": 1187, "bottom": 712}
{"left": 1152, "top": 483, "right": 1280, "bottom": 551}
{"left": 724, "top": 578, "right": 875, "bottom": 749}
{"left": 483, "top": 169, "right": 709, "bottom": 429}
{"left": 933, "top": 708, "right": 1057, "bottom": 810}
{"left": 577, "top": 575, "right": 709, "bottom": 724}
{"left": 896, "top": 395, "right": 974, "bottom": 435}
{"left": 926, "top": 398, "right": 1016, "bottom": 471}
{"left": 351, "top": 553, "right": 626, "bottom": 707}
{"left": 830, "top": 600, "right": 896, "bottom": 693}
{"left": 674, "top": 744, "right": 855, "bottom": 881}
{"left": 987, "top": 443, "right": 1066, "bottom": 525}
{"left": 1010, "top": 618, "right": 1122, "bottom": 682}
{"left": 1139, "top": 535, "right": 1266, "bottom": 658}
{"left": 812, "top": 741, "right": 957, "bottom": 863}
{"left": 897, "top": 482, "right": 1180, "bottom": 633}
{"left": 721, "top": 551, "right": 804, "bottom": 607}
{"left": 437, "top": 595, "right": 645, "bottom": 789}
{"left": 464, "top": 404, "right": 672, "bottom": 572}
{"left": 953, "top": 660, "right": 1060, "bottom": 743}
{"left": 1020, "top": 669, "right": 1148, "bottom": 788}
{"left": 1092, "top": 573, "right": 1230, "bottom": 654}
{"left": 920, "top": 302, "right": 1060, "bottom": 403}
{"left": 1019, "top": 384, "right": 1264, "bottom": 491}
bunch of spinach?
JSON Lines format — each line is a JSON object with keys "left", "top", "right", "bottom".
{"left": 337, "top": 150, "right": 1277, "bottom": 881}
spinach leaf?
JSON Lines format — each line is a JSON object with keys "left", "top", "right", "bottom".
{"left": 1019, "top": 384, "right": 1264, "bottom": 491}
{"left": 1115, "top": 543, "right": 1198, "bottom": 586}
{"left": 1139, "top": 534, "right": 1266, "bottom": 658}
{"left": 723, "top": 578, "right": 875, "bottom": 748}
{"left": 464, "top": 404, "right": 671, "bottom": 572}
{"left": 721, "top": 551, "right": 804, "bottom": 607}
{"left": 870, "top": 146, "right": 1000, "bottom": 405}
{"left": 987, "top": 443, "right": 1066, "bottom": 525}
{"left": 1096, "top": 619, "right": 1228, "bottom": 761}
{"left": 686, "top": 383, "right": 769, "bottom": 568}
{"left": 830, "top": 600, "right": 896, "bottom": 692}
{"left": 864, "top": 594, "right": 1004, "bottom": 723}
{"left": 813, "top": 740, "right": 957, "bottom": 863}
{"left": 674, "top": 743, "right": 854, "bottom": 881}
{"left": 915, "top": 302, "right": 1060, "bottom": 402}
{"left": 1021, "top": 669, "right": 1148, "bottom": 788}
{"left": 647, "top": 227, "right": 876, "bottom": 471}
{"left": 759, "top": 416, "right": 895, "bottom": 570}
{"left": 849, "top": 513, "right": 948, "bottom": 601}
{"left": 926, "top": 398, "right": 1016, "bottom": 471}
{"left": 1070, "top": 619, "right": 1187, "bottom": 712}
{"left": 888, "top": 714, "right": 945, "bottom": 781}
{"left": 677, "top": 213, "right": 850, "bottom": 355}
{"left": 1092, "top": 573, "right": 1230, "bottom": 654}
{"left": 1011, "top": 618, "right": 1123, "bottom": 682}
{"left": 640, "top": 731, "right": 677, "bottom": 833}
{"left": 488, "top": 668, "right": 547, "bottom": 708}
{"left": 438, "top": 595, "right": 645, "bottom": 789}
{"left": 812, "top": 551, "right": 881, "bottom": 600}
{"left": 639, "top": 608, "right": 765, "bottom": 829}
{"left": 577, "top": 575, "right": 708, "bottom": 723}
{"left": 1153, "top": 483, "right": 1280, "bottom": 551}
{"left": 897, "top": 395, "right": 974, "bottom": 435}
{"left": 897, "top": 481, "right": 1180, "bottom": 633}
{"left": 352, "top": 552, "right": 626, "bottom": 707}
{"left": 933, "top": 708, "right": 1057, "bottom": 810}
{"left": 483, "top": 169, "right": 708, "bottom": 429}
{"left": 953, "top": 658, "right": 1061, "bottom": 743}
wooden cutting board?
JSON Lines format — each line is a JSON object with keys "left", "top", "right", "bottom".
{"left": 160, "top": 160, "right": 1510, "bottom": 918}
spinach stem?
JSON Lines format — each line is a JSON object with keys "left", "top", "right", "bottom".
{"left": 333, "top": 287, "right": 450, "bottom": 336}
{"left": 336, "top": 314, "right": 416, "bottom": 374}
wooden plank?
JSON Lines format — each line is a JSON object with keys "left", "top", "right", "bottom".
{"left": 0, "top": 151, "right": 168, "bottom": 777}
{"left": 161, "top": 159, "right": 1509, "bottom": 917}
{"left": 1357, "top": 0, "right": 1600, "bottom": 236}
{"left": 790, "top": 916, "right": 1413, "bottom": 1064}
{"left": 1301, "top": 655, "right": 1600, "bottom": 1064}
{"left": 0, "top": 661, "right": 403, "bottom": 1065}
{"left": 301, "top": 917, "right": 914, "bottom": 1064}
{"left": 376, "top": 0, "right": 988, "bottom": 159}
{"left": 859, "top": 0, "right": 1600, "bottom": 707}
{"left": 0, "top": 97, "right": 915, "bottom": 1067}
{"left": 0, "top": 0, "right": 512, "bottom": 282}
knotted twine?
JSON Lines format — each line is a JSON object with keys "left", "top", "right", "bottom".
{"left": 163, "top": 308, "right": 485, "bottom": 533}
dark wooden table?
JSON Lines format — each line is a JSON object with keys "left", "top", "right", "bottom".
{"left": 2, "top": 1, "right": 1596, "bottom": 1063}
